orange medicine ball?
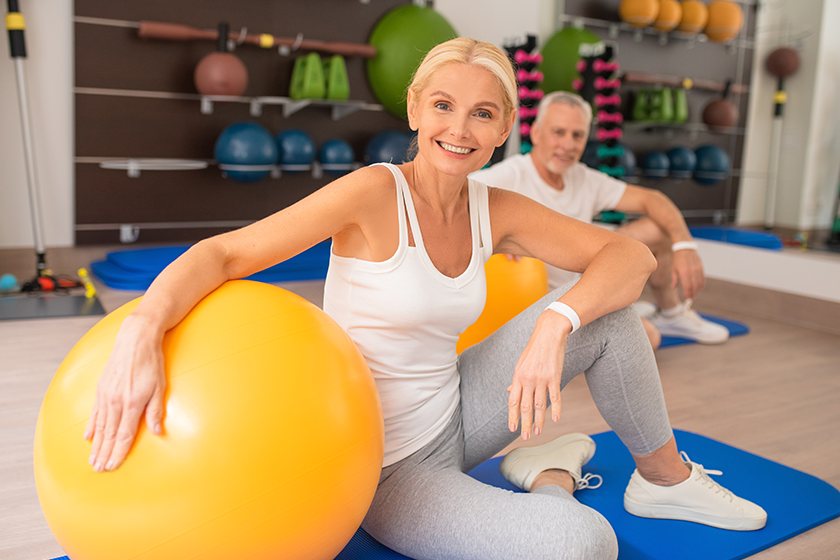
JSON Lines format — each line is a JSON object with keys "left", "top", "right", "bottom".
{"left": 654, "top": 0, "right": 683, "bottom": 32}
{"left": 33, "top": 281, "right": 384, "bottom": 560}
{"left": 705, "top": 0, "right": 744, "bottom": 43}
{"left": 619, "top": 0, "right": 660, "bottom": 27}
{"left": 678, "top": 0, "right": 709, "bottom": 35}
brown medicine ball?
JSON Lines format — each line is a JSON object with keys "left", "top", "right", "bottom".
{"left": 702, "top": 98, "right": 738, "bottom": 128}
{"left": 705, "top": 0, "right": 744, "bottom": 43}
{"left": 766, "top": 47, "right": 800, "bottom": 78}
{"left": 619, "top": 0, "right": 660, "bottom": 27}
{"left": 194, "top": 52, "right": 249, "bottom": 97}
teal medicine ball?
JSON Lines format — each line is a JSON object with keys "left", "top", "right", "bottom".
{"left": 367, "top": 5, "right": 457, "bottom": 119}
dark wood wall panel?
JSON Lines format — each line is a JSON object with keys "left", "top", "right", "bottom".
{"left": 74, "top": 0, "right": 409, "bottom": 245}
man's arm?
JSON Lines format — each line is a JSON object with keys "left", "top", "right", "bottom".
{"left": 612, "top": 185, "right": 692, "bottom": 244}
{"left": 612, "top": 185, "right": 704, "bottom": 299}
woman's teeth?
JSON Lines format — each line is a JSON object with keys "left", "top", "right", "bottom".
{"left": 438, "top": 141, "right": 472, "bottom": 155}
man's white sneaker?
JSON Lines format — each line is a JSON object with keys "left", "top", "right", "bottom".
{"left": 632, "top": 301, "right": 657, "bottom": 319}
{"left": 649, "top": 300, "right": 730, "bottom": 344}
{"left": 624, "top": 452, "right": 767, "bottom": 531}
{"left": 499, "top": 433, "right": 596, "bottom": 492}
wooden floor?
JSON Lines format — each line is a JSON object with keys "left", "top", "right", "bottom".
{"left": 2, "top": 278, "right": 839, "bottom": 560}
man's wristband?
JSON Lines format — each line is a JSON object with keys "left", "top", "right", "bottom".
{"left": 672, "top": 241, "right": 699, "bottom": 252}
{"left": 545, "top": 302, "right": 581, "bottom": 334}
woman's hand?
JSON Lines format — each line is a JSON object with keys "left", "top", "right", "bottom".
{"left": 83, "top": 314, "right": 167, "bottom": 472}
{"left": 507, "top": 310, "right": 573, "bottom": 440}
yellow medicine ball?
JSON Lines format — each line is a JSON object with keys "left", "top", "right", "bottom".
{"left": 457, "top": 254, "right": 548, "bottom": 353}
{"left": 705, "top": 0, "right": 744, "bottom": 42}
{"left": 654, "top": 0, "right": 683, "bottom": 32}
{"left": 678, "top": 0, "right": 709, "bottom": 35}
{"left": 34, "top": 280, "right": 384, "bottom": 560}
{"left": 619, "top": 0, "right": 660, "bottom": 28}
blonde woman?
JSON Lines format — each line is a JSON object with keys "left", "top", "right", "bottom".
{"left": 86, "top": 38, "right": 765, "bottom": 560}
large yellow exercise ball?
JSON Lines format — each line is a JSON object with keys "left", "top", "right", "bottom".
{"left": 678, "top": 0, "right": 709, "bottom": 35}
{"left": 34, "top": 280, "right": 384, "bottom": 560}
{"left": 619, "top": 0, "right": 660, "bottom": 27}
{"left": 654, "top": 0, "right": 683, "bottom": 32}
{"left": 457, "top": 255, "right": 548, "bottom": 353}
{"left": 705, "top": 0, "right": 743, "bottom": 42}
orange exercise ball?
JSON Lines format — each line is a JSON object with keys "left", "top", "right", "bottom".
{"left": 457, "top": 255, "right": 548, "bottom": 353}
{"left": 705, "top": 0, "right": 743, "bottom": 43}
{"left": 194, "top": 22, "right": 249, "bottom": 96}
{"left": 654, "top": 0, "right": 683, "bottom": 32}
{"left": 678, "top": 0, "right": 709, "bottom": 35}
{"left": 34, "top": 280, "right": 384, "bottom": 560}
{"left": 619, "top": 0, "right": 660, "bottom": 27}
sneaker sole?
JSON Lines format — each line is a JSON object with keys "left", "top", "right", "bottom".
{"left": 500, "top": 433, "right": 596, "bottom": 489}
{"left": 623, "top": 495, "right": 767, "bottom": 531}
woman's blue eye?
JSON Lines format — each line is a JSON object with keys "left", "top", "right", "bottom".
{"left": 435, "top": 102, "right": 449, "bottom": 110}
{"left": 477, "top": 110, "right": 492, "bottom": 119}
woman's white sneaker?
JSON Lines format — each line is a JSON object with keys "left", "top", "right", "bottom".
{"left": 499, "top": 433, "right": 596, "bottom": 492}
{"left": 624, "top": 452, "right": 767, "bottom": 531}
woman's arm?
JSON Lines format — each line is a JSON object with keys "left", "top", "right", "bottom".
{"left": 488, "top": 187, "right": 657, "bottom": 441}
{"left": 85, "top": 165, "right": 395, "bottom": 472}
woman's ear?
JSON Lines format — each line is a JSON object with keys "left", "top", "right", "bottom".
{"left": 406, "top": 90, "right": 418, "bottom": 131}
{"left": 496, "top": 112, "right": 516, "bottom": 147}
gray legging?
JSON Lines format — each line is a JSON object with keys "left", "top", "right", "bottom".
{"left": 361, "top": 285, "right": 674, "bottom": 560}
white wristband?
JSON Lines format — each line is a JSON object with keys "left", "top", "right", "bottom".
{"left": 672, "top": 241, "right": 699, "bottom": 252}
{"left": 546, "top": 302, "right": 581, "bottom": 333}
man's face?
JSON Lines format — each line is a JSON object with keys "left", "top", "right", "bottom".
{"left": 530, "top": 103, "right": 589, "bottom": 176}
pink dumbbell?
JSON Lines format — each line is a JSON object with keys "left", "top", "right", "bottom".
{"left": 514, "top": 50, "right": 543, "bottom": 65}
{"left": 595, "top": 77, "right": 621, "bottom": 90}
{"left": 593, "top": 60, "right": 619, "bottom": 73}
{"left": 520, "top": 122, "right": 531, "bottom": 137}
{"left": 516, "top": 69, "right": 545, "bottom": 83}
{"left": 595, "top": 94, "right": 621, "bottom": 107}
{"left": 518, "top": 87, "right": 545, "bottom": 100}
{"left": 576, "top": 60, "right": 587, "bottom": 73}
{"left": 519, "top": 106, "right": 539, "bottom": 118}
{"left": 597, "top": 111, "right": 624, "bottom": 124}
{"left": 596, "top": 128, "right": 623, "bottom": 141}
{"left": 572, "top": 78, "right": 583, "bottom": 91}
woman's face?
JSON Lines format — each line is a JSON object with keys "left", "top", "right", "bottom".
{"left": 407, "top": 63, "right": 513, "bottom": 177}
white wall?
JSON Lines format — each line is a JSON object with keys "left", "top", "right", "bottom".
{"left": 738, "top": 0, "right": 840, "bottom": 231}
{"left": 434, "top": 0, "right": 554, "bottom": 52}
{"left": 0, "top": 0, "right": 74, "bottom": 249}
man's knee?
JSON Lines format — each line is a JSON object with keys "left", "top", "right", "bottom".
{"left": 617, "top": 218, "right": 671, "bottom": 256}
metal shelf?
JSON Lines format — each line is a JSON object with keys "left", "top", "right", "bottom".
{"left": 74, "top": 87, "right": 384, "bottom": 120}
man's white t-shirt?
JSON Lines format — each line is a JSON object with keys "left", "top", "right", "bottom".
{"left": 471, "top": 154, "right": 627, "bottom": 289}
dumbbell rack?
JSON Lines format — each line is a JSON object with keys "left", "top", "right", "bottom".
{"left": 574, "top": 43, "right": 626, "bottom": 179}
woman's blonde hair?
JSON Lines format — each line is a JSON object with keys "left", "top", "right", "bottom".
{"left": 407, "top": 37, "right": 518, "bottom": 123}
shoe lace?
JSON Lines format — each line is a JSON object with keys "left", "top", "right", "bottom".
{"left": 576, "top": 472, "right": 603, "bottom": 490}
{"left": 679, "top": 451, "right": 734, "bottom": 502}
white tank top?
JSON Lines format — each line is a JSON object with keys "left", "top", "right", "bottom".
{"left": 323, "top": 163, "right": 494, "bottom": 466}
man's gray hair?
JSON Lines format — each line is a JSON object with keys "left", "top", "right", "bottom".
{"left": 534, "top": 91, "right": 593, "bottom": 128}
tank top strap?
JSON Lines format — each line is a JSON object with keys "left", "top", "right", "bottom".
{"left": 372, "top": 163, "right": 411, "bottom": 250}
{"left": 470, "top": 178, "right": 495, "bottom": 263}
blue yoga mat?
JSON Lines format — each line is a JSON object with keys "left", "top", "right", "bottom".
{"left": 91, "top": 241, "right": 331, "bottom": 291}
{"left": 688, "top": 226, "right": 783, "bottom": 251}
{"left": 659, "top": 314, "right": 749, "bottom": 348}
{"left": 48, "top": 430, "right": 840, "bottom": 560}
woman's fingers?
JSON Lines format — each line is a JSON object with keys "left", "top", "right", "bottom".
{"left": 508, "top": 382, "right": 522, "bottom": 433}
{"left": 549, "top": 379, "right": 561, "bottom": 423}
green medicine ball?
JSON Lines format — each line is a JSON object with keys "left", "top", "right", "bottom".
{"left": 367, "top": 5, "right": 457, "bottom": 119}
{"left": 540, "top": 27, "right": 601, "bottom": 94}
